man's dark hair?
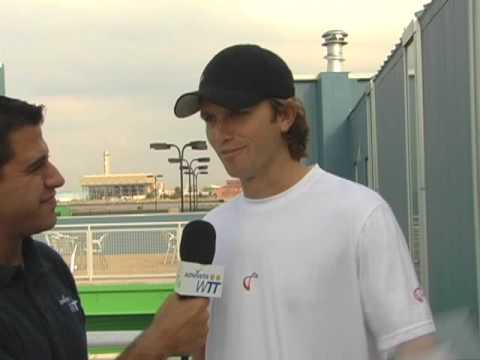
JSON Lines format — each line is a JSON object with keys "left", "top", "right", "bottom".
{"left": 0, "top": 96, "right": 44, "bottom": 169}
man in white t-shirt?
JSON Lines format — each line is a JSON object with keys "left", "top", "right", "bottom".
{"left": 174, "top": 44, "right": 438, "bottom": 359}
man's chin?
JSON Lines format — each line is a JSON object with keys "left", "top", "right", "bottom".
{"left": 33, "top": 215, "right": 58, "bottom": 235}
{"left": 224, "top": 166, "right": 247, "bottom": 180}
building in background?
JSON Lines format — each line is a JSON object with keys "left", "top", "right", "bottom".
{"left": 294, "top": 30, "right": 371, "bottom": 179}
{"left": 215, "top": 179, "right": 242, "bottom": 202}
{"left": 81, "top": 151, "right": 165, "bottom": 200}
{"left": 57, "top": 192, "right": 84, "bottom": 202}
{"left": 293, "top": 0, "right": 480, "bottom": 332}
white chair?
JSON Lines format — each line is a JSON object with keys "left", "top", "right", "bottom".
{"left": 92, "top": 233, "right": 105, "bottom": 253}
{"left": 163, "top": 232, "right": 178, "bottom": 265}
{"left": 91, "top": 233, "right": 108, "bottom": 270}
{"left": 45, "top": 232, "right": 78, "bottom": 273}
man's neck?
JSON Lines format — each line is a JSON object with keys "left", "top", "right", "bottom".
{"left": 241, "top": 157, "right": 311, "bottom": 199}
{"left": 0, "top": 228, "right": 24, "bottom": 265}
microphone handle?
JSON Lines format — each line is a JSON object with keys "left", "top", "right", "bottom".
{"left": 179, "top": 294, "right": 194, "bottom": 360}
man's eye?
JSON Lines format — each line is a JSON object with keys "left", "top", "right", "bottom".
{"left": 32, "top": 164, "right": 44, "bottom": 172}
{"left": 28, "top": 159, "right": 47, "bottom": 173}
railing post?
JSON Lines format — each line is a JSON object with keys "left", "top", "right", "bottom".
{"left": 87, "top": 225, "right": 94, "bottom": 281}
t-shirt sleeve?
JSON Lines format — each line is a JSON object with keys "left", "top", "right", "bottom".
{"left": 357, "top": 202, "right": 435, "bottom": 352}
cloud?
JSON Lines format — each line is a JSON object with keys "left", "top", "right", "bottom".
{"left": 38, "top": 94, "right": 228, "bottom": 191}
{"left": 0, "top": 0, "right": 428, "bottom": 191}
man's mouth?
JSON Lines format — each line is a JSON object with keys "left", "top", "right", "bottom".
{"left": 41, "top": 194, "right": 56, "bottom": 204}
{"left": 221, "top": 146, "right": 246, "bottom": 157}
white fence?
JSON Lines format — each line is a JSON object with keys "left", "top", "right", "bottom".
{"left": 34, "top": 221, "right": 187, "bottom": 281}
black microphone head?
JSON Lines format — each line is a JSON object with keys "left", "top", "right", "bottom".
{"left": 180, "top": 220, "right": 216, "bottom": 265}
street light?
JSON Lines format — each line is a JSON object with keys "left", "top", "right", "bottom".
{"left": 146, "top": 174, "right": 163, "bottom": 212}
{"left": 182, "top": 166, "right": 194, "bottom": 211}
{"left": 193, "top": 168, "right": 208, "bottom": 211}
{"left": 186, "top": 157, "right": 210, "bottom": 211}
{"left": 188, "top": 141, "right": 208, "bottom": 150}
{"left": 174, "top": 157, "right": 210, "bottom": 211}
{"left": 149, "top": 142, "right": 172, "bottom": 150}
{"left": 192, "top": 165, "right": 208, "bottom": 210}
{"left": 150, "top": 140, "right": 207, "bottom": 212}
{"left": 192, "top": 157, "right": 210, "bottom": 163}
{"left": 168, "top": 158, "right": 181, "bottom": 164}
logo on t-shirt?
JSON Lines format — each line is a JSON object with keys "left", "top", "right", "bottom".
{"left": 413, "top": 287, "right": 426, "bottom": 303}
{"left": 243, "top": 272, "right": 258, "bottom": 291}
{"left": 58, "top": 294, "right": 80, "bottom": 313}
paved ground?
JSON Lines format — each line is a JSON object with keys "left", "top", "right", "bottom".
{"left": 68, "top": 253, "right": 180, "bottom": 283}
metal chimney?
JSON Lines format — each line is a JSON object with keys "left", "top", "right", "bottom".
{"left": 322, "top": 30, "right": 348, "bottom": 72}
{"left": 104, "top": 150, "right": 111, "bottom": 175}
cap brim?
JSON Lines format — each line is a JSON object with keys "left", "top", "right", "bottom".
{"left": 200, "top": 87, "right": 263, "bottom": 112}
{"left": 174, "top": 87, "right": 265, "bottom": 119}
{"left": 174, "top": 92, "right": 201, "bottom": 118}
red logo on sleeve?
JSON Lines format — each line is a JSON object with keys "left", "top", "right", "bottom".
{"left": 243, "top": 272, "right": 258, "bottom": 291}
{"left": 413, "top": 287, "right": 426, "bottom": 303}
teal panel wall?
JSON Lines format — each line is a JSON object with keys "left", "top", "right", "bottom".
{"left": 319, "top": 73, "right": 367, "bottom": 179}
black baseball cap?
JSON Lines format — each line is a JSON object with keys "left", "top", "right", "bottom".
{"left": 174, "top": 44, "right": 295, "bottom": 118}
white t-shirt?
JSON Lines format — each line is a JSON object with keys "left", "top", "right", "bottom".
{"left": 205, "top": 165, "right": 435, "bottom": 360}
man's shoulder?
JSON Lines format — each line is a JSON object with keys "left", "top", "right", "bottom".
{"left": 33, "top": 239, "right": 73, "bottom": 275}
{"left": 33, "top": 239, "right": 80, "bottom": 293}
{"left": 314, "top": 169, "right": 384, "bottom": 207}
{"left": 307, "top": 170, "right": 390, "bottom": 232}
{"left": 34, "top": 239, "right": 63, "bottom": 261}
{"left": 204, "top": 197, "right": 241, "bottom": 224}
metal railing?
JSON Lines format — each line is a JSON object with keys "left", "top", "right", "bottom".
{"left": 34, "top": 221, "right": 187, "bottom": 281}
{"left": 87, "top": 331, "right": 187, "bottom": 359}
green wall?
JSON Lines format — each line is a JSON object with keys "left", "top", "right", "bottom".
{"left": 80, "top": 283, "right": 175, "bottom": 354}
{"left": 79, "top": 283, "right": 174, "bottom": 331}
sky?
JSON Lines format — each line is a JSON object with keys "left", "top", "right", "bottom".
{"left": 0, "top": 0, "right": 429, "bottom": 193}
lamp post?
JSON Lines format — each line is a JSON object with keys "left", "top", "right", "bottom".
{"left": 168, "top": 157, "right": 189, "bottom": 211}
{"left": 150, "top": 141, "right": 207, "bottom": 212}
{"left": 187, "top": 157, "right": 210, "bottom": 211}
{"left": 181, "top": 165, "right": 192, "bottom": 211}
{"left": 198, "top": 171, "right": 208, "bottom": 210}
{"left": 146, "top": 174, "right": 163, "bottom": 212}
{"left": 170, "top": 156, "right": 210, "bottom": 211}
{"left": 183, "top": 167, "right": 192, "bottom": 211}
{"left": 195, "top": 171, "right": 208, "bottom": 211}
{"left": 193, "top": 165, "right": 208, "bottom": 211}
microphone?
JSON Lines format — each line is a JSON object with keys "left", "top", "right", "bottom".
{"left": 180, "top": 219, "right": 216, "bottom": 265}
{"left": 176, "top": 220, "right": 222, "bottom": 360}
{"left": 175, "top": 220, "right": 224, "bottom": 298}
